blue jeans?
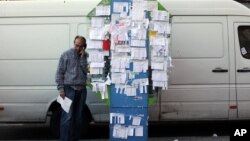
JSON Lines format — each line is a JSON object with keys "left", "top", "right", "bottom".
{"left": 60, "top": 86, "right": 87, "bottom": 141}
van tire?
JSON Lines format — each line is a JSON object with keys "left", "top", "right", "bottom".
{"left": 81, "top": 105, "right": 91, "bottom": 137}
{"left": 50, "top": 107, "right": 61, "bottom": 138}
{"left": 50, "top": 105, "right": 91, "bottom": 138}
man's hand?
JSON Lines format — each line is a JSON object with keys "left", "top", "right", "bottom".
{"left": 87, "top": 64, "right": 90, "bottom": 73}
{"left": 59, "top": 90, "right": 65, "bottom": 99}
{"left": 80, "top": 49, "right": 85, "bottom": 58}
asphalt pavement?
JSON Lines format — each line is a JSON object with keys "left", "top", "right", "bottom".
{"left": 0, "top": 137, "right": 229, "bottom": 141}
{"left": 0, "top": 121, "right": 230, "bottom": 141}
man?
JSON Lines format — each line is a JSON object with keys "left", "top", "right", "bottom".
{"left": 56, "top": 35, "right": 89, "bottom": 141}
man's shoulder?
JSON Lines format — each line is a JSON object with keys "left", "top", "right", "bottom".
{"left": 62, "top": 48, "right": 74, "bottom": 57}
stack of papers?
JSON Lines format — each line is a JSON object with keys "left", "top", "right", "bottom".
{"left": 57, "top": 96, "right": 72, "bottom": 113}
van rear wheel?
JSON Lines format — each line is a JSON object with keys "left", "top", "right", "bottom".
{"left": 49, "top": 106, "right": 91, "bottom": 138}
{"left": 50, "top": 107, "right": 61, "bottom": 138}
{"left": 81, "top": 105, "right": 91, "bottom": 137}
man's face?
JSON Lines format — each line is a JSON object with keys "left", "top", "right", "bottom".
{"left": 74, "top": 38, "right": 85, "bottom": 54}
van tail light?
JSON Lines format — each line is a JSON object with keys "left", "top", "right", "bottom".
{"left": 230, "top": 105, "right": 237, "bottom": 109}
{"left": 0, "top": 106, "right": 4, "bottom": 111}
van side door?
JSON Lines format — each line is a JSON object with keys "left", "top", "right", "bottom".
{"left": 160, "top": 16, "right": 230, "bottom": 120}
{"left": 231, "top": 16, "right": 250, "bottom": 119}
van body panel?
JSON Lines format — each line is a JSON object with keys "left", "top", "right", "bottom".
{"left": 0, "top": 88, "right": 55, "bottom": 122}
{"left": 1, "top": 0, "right": 250, "bottom": 123}
{"left": 148, "top": 103, "right": 160, "bottom": 121}
{"left": 0, "top": 103, "right": 47, "bottom": 122}
{"left": 85, "top": 87, "right": 109, "bottom": 122}
{"left": 0, "top": 0, "right": 100, "bottom": 17}
{"left": 160, "top": 16, "right": 230, "bottom": 120}
{"left": 159, "top": 0, "right": 250, "bottom": 16}
{"left": 0, "top": 15, "right": 107, "bottom": 122}
{"left": 170, "top": 16, "right": 229, "bottom": 84}
{"left": 0, "top": 24, "right": 70, "bottom": 59}
{"left": 0, "top": 61, "right": 58, "bottom": 85}
{"left": 0, "top": 88, "right": 57, "bottom": 103}
{"left": 160, "top": 102, "right": 228, "bottom": 120}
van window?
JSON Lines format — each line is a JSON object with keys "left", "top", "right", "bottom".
{"left": 238, "top": 26, "right": 250, "bottom": 59}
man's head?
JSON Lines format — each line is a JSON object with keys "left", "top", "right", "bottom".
{"left": 74, "top": 35, "right": 87, "bottom": 54}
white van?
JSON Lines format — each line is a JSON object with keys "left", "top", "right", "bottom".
{"left": 155, "top": 0, "right": 250, "bottom": 121}
{"left": 0, "top": 0, "right": 250, "bottom": 135}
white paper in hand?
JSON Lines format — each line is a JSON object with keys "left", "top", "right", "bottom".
{"left": 57, "top": 96, "right": 72, "bottom": 113}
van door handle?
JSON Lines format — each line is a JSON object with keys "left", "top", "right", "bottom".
{"left": 212, "top": 68, "right": 228, "bottom": 73}
{"left": 237, "top": 67, "right": 250, "bottom": 73}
